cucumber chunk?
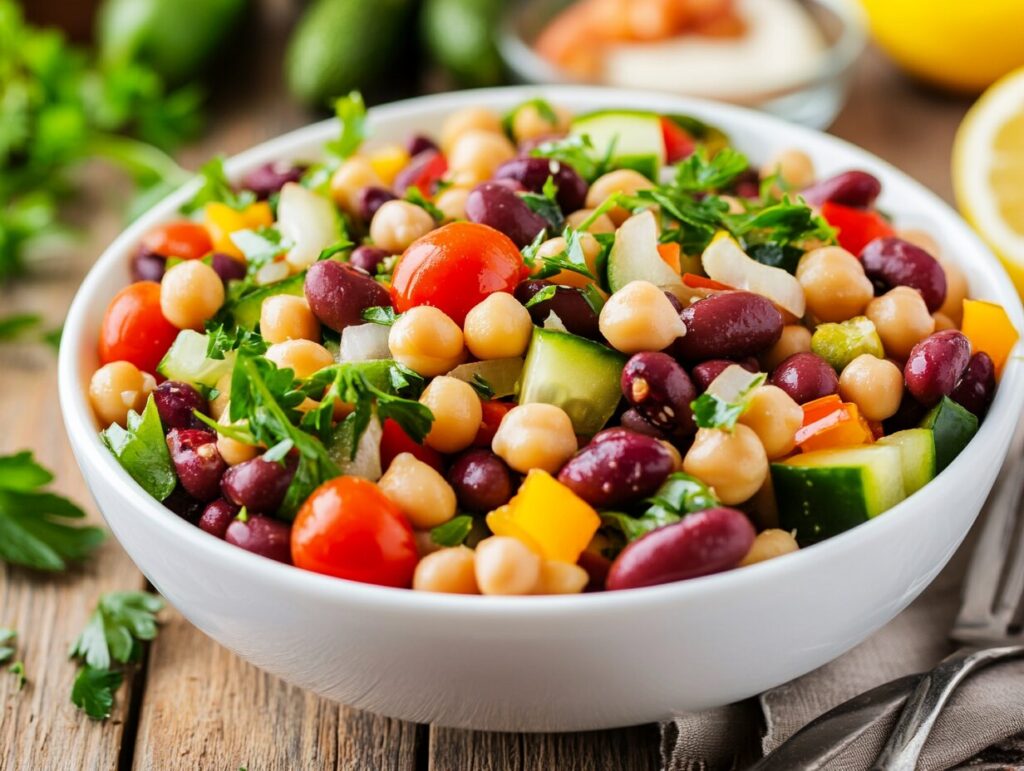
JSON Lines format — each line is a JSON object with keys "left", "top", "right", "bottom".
{"left": 876, "top": 428, "right": 936, "bottom": 495}
{"left": 772, "top": 444, "right": 906, "bottom": 542}
{"left": 919, "top": 396, "right": 978, "bottom": 472}
{"left": 157, "top": 330, "right": 235, "bottom": 388}
{"left": 569, "top": 110, "right": 666, "bottom": 181}
{"left": 517, "top": 327, "right": 626, "bottom": 436}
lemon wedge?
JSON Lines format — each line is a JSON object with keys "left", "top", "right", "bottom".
{"left": 953, "top": 66, "right": 1024, "bottom": 296}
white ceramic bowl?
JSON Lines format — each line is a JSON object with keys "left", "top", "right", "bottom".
{"left": 60, "top": 86, "right": 1024, "bottom": 732}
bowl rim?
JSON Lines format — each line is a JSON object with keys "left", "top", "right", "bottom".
{"left": 59, "top": 84, "right": 1024, "bottom": 619}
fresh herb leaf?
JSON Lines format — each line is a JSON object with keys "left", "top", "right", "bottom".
{"left": 0, "top": 313, "right": 41, "bottom": 340}
{"left": 71, "top": 666, "right": 122, "bottom": 720}
{"left": 602, "top": 473, "right": 718, "bottom": 541}
{"left": 69, "top": 591, "right": 164, "bottom": 670}
{"left": 230, "top": 227, "right": 286, "bottom": 275}
{"left": 725, "top": 197, "right": 835, "bottom": 248}
{"left": 520, "top": 228, "right": 547, "bottom": 268}
{"left": 672, "top": 147, "right": 748, "bottom": 193}
{"left": 101, "top": 395, "right": 176, "bottom": 500}
{"left": 0, "top": 628, "right": 15, "bottom": 663}
{"left": 0, "top": 451, "right": 105, "bottom": 571}
{"left": 8, "top": 661, "right": 25, "bottom": 690}
{"left": 691, "top": 372, "right": 766, "bottom": 430}
{"left": 203, "top": 324, "right": 266, "bottom": 361}
{"left": 745, "top": 242, "right": 804, "bottom": 274}
{"left": 530, "top": 134, "right": 601, "bottom": 182}
{"left": 317, "top": 239, "right": 353, "bottom": 262}
{"left": 521, "top": 192, "right": 562, "bottom": 233}
{"left": 361, "top": 306, "right": 399, "bottom": 326}
{"left": 532, "top": 227, "right": 596, "bottom": 280}
{"left": 581, "top": 283, "right": 606, "bottom": 315}
{"left": 469, "top": 374, "right": 494, "bottom": 400}
{"left": 325, "top": 92, "right": 367, "bottom": 160}
{"left": 503, "top": 98, "right": 558, "bottom": 137}
{"left": 180, "top": 156, "right": 255, "bottom": 214}
{"left": 523, "top": 285, "right": 558, "bottom": 308}
{"left": 431, "top": 515, "right": 473, "bottom": 547}
{"left": 403, "top": 187, "right": 443, "bottom": 221}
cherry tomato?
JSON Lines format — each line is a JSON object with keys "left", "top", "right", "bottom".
{"left": 660, "top": 117, "right": 695, "bottom": 164}
{"left": 291, "top": 477, "right": 418, "bottom": 587}
{"left": 380, "top": 418, "right": 445, "bottom": 473}
{"left": 141, "top": 221, "right": 213, "bottom": 260}
{"left": 391, "top": 222, "right": 526, "bottom": 325}
{"left": 820, "top": 202, "right": 895, "bottom": 256}
{"left": 472, "top": 400, "right": 513, "bottom": 447}
{"left": 98, "top": 281, "right": 179, "bottom": 374}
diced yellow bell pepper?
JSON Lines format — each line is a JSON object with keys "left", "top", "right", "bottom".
{"left": 204, "top": 202, "right": 275, "bottom": 259}
{"left": 244, "top": 201, "right": 273, "bottom": 229}
{"left": 485, "top": 470, "right": 600, "bottom": 564}
{"left": 367, "top": 144, "right": 411, "bottom": 187}
{"left": 961, "top": 299, "right": 1019, "bottom": 377}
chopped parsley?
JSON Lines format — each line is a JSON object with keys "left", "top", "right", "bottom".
{"left": 602, "top": 473, "right": 719, "bottom": 542}
{"left": 101, "top": 396, "right": 176, "bottom": 501}
{"left": 430, "top": 515, "right": 474, "bottom": 547}
{"left": 181, "top": 156, "right": 256, "bottom": 214}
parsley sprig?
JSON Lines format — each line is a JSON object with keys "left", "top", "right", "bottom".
{"left": 0, "top": 627, "right": 26, "bottom": 690}
{"left": 602, "top": 473, "right": 719, "bottom": 542}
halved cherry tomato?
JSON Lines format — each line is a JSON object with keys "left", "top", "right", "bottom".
{"left": 291, "top": 476, "right": 418, "bottom": 588}
{"left": 141, "top": 221, "right": 213, "bottom": 260}
{"left": 660, "top": 117, "right": 696, "bottom": 164}
{"left": 820, "top": 202, "right": 895, "bottom": 256}
{"left": 98, "top": 281, "right": 179, "bottom": 374}
{"left": 682, "top": 273, "right": 733, "bottom": 291}
{"left": 380, "top": 418, "right": 445, "bottom": 473}
{"left": 391, "top": 222, "right": 526, "bottom": 325}
{"left": 472, "top": 400, "right": 514, "bottom": 447}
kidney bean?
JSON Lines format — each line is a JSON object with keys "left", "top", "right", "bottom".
{"left": 130, "top": 247, "right": 166, "bottom": 283}
{"left": 494, "top": 157, "right": 589, "bottom": 212}
{"left": 621, "top": 352, "right": 696, "bottom": 438}
{"left": 606, "top": 507, "right": 756, "bottom": 590}
{"left": 357, "top": 186, "right": 398, "bottom": 223}
{"left": 166, "top": 428, "right": 227, "bottom": 502}
{"left": 211, "top": 252, "right": 247, "bottom": 284}
{"left": 242, "top": 161, "right": 305, "bottom": 199}
{"left": 904, "top": 330, "right": 971, "bottom": 407}
{"left": 466, "top": 182, "right": 549, "bottom": 249}
{"left": 163, "top": 484, "right": 204, "bottom": 523}
{"left": 770, "top": 352, "right": 839, "bottom": 404}
{"left": 225, "top": 515, "right": 292, "bottom": 563}
{"left": 557, "top": 430, "right": 674, "bottom": 507}
{"left": 394, "top": 149, "right": 446, "bottom": 195}
{"left": 304, "top": 259, "right": 392, "bottom": 332}
{"left": 949, "top": 351, "right": 995, "bottom": 418}
{"left": 448, "top": 449, "right": 513, "bottom": 513}
{"left": 690, "top": 358, "right": 759, "bottom": 392}
{"left": 406, "top": 134, "right": 439, "bottom": 156}
{"left": 726, "top": 168, "right": 760, "bottom": 198}
{"left": 221, "top": 456, "right": 295, "bottom": 513}
{"left": 514, "top": 280, "right": 601, "bottom": 340}
{"left": 674, "top": 292, "right": 784, "bottom": 361}
{"left": 619, "top": 408, "right": 666, "bottom": 439}
{"left": 349, "top": 245, "right": 389, "bottom": 274}
{"left": 198, "top": 498, "right": 240, "bottom": 539}
{"left": 153, "top": 380, "right": 207, "bottom": 430}
{"left": 578, "top": 550, "right": 611, "bottom": 592}
{"left": 800, "top": 170, "right": 882, "bottom": 208}
{"left": 859, "top": 237, "right": 947, "bottom": 312}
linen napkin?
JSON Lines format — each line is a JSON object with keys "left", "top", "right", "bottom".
{"left": 661, "top": 530, "right": 1024, "bottom": 770}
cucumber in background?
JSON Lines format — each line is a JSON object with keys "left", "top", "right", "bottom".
{"left": 286, "top": 0, "right": 418, "bottom": 106}
{"left": 421, "top": 0, "right": 505, "bottom": 88}
{"left": 97, "top": 0, "right": 246, "bottom": 84}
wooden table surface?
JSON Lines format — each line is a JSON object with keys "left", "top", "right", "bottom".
{"left": 0, "top": 18, "right": 974, "bottom": 768}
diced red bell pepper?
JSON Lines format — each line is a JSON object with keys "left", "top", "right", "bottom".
{"left": 396, "top": 150, "right": 448, "bottom": 196}
{"left": 820, "top": 201, "right": 895, "bottom": 255}
{"left": 473, "top": 400, "right": 514, "bottom": 448}
{"left": 661, "top": 117, "right": 696, "bottom": 164}
{"left": 682, "top": 273, "right": 733, "bottom": 291}
{"left": 380, "top": 418, "right": 445, "bottom": 473}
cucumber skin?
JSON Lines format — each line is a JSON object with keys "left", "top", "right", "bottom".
{"left": 569, "top": 111, "right": 665, "bottom": 181}
{"left": 772, "top": 464, "right": 873, "bottom": 542}
{"left": 920, "top": 397, "right": 978, "bottom": 472}
{"left": 230, "top": 274, "right": 306, "bottom": 330}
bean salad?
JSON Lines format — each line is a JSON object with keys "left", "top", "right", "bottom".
{"left": 89, "top": 95, "right": 1019, "bottom": 595}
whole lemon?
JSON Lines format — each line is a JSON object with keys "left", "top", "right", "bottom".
{"left": 861, "top": 0, "right": 1024, "bottom": 93}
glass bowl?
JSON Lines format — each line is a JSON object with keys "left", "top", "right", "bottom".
{"left": 499, "top": 0, "right": 868, "bottom": 129}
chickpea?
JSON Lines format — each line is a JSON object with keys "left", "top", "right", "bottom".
{"left": 413, "top": 546, "right": 480, "bottom": 594}
{"left": 446, "top": 130, "right": 516, "bottom": 188}
{"left": 761, "top": 325, "right": 812, "bottom": 371}
{"left": 565, "top": 209, "right": 616, "bottom": 234}
{"left": 265, "top": 339, "right": 334, "bottom": 379}
{"left": 865, "top": 286, "right": 935, "bottom": 359}
{"left": 474, "top": 536, "right": 542, "bottom": 596}
{"left": 937, "top": 256, "right": 968, "bottom": 325}
{"left": 897, "top": 228, "right": 941, "bottom": 257}
{"left": 738, "top": 386, "right": 802, "bottom": 460}
{"left": 439, "top": 107, "right": 504, "bottom": 154}
{"left": 160, "top": 260, "right": 225, "bottom": 330}
{"left": 420, "top": 376, "right": 483, "bottom": 454}
{"left": 370, "top": 200, "right": 435, "bottom": 254}
{"left": 534, "top": 560, "right": 588, "bottom": 595}
{"left": 511, "top": 103, "right": 570, "bottom": 143}
{"left": 838, "top": 354, "right": 904, "bottom": 421}
{"left": 491, "top": 403, "right": 577, "bottom": 474}
{"left": 599, "top": 280, "right": 687, "bottom": 354}
{"left": 683, "top": 425, "right": 768, "bottom": 505}
{"left": 760, "top": 148, "right": 815, "bottom": 189}
{"left": 209, "top": 372, "right": 232, "bottom": 421}
{"left": 260, "top": 295, "right": 320, "bottom": 344}
{"left": 329, "top": 157, "right": 383, "bottom": 213}
{"left": 379, "top": 452, "right": 457, "bottom": 529}
{"left": 216, "top": 415, "right": 260, "bottom": 466}
{"left": 389, "top": 306, "right": 466, "bottom": 376}
{"left": 88, "top": 361, "right": 156, "bottom": 427}
{"left": 796, "top": 246, "right": 874, "bottom": 323}
{"left": 463, "top": 292, "right": 533, "bottom": 360}
{"left": 435, "top": 186, "right": 470, "bottom": 222}
{"left": 738, "top": 529, "right": 799, "bottom": 567}
{"left": 535, "top": 233, "right": 602, "bottom": 288}
{"left": 585, "top": 170, "right": 654, "bottom": 225}
{"left": 932, "top": 312, "right": 956, "bottom": 331}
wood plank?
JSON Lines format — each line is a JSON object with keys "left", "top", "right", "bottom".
{"left": 428, "top": 725, "right": 661, "bottom": 771}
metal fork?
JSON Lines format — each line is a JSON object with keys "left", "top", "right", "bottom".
{"left": 753, "top": 421, "right": 1024, "bottom": 771}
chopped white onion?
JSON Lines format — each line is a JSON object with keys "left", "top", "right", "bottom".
{"left": 277, "top": 182, "right": 341, "bottom": 270}
{"left": 339, "top": 322, "right": 392, "bottom": 362}
{"left": 701, "top": 236, "right": 805, "bottom": 318}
